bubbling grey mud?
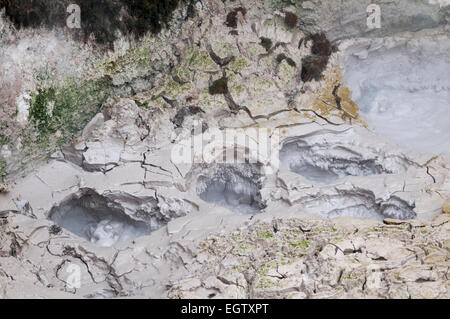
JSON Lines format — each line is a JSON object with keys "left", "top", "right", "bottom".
{"left": 49, "top": 193, "right": 153, "bottom": 247}
{"left": 279, "top": 132, "right": 410, "bottom": 183}
{"left": 343, "top": 40, "right": 450, "bottom": 155}
{"left": 301, "top": 191, "right": 417, "bottom": 221}
{"left": 196, "top": 164, "right": 266, "bottom": 214}
{"left": 280, "top": 140, "right": 389, "bottom": 183}
{"left": 48, "top": 190, "right": 191, "bottom": 247}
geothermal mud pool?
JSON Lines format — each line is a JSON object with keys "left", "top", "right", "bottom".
{"left": 279, "top": 133, "right": 407, "bottom": 183}
{"left": 196, "top": 164, "right": 266, "bottom": 215}
{"left": 0, "top": 0, "right": 449, "bottom": 299}
{"left": 343, "top": 39, "right": 450, "bottom": 155}
{"left": 48, "top": 192, "right": 154, "bottom": 247}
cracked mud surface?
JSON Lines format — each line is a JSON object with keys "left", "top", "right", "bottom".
{"left": 0, "top": 0, "right": 449, "bottom": 299}
{"left": 168, "top": 215, "right": 450, "bottom": 299}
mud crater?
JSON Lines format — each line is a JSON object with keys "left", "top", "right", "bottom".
{"left": 196, "top": 164, "right": 266, "bottom": 214}
{"left": 279, "top": 136, "right": 407, "bottom": 183}
{"left": 301, "top": 190, "right": 416, "bottom": 221}
{"left": 48, "top": 190, "right": 188, "bottom": 247}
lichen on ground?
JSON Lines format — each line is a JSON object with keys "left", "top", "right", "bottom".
{"left": 169, "top": 215, "right": 450, "bottom": 299}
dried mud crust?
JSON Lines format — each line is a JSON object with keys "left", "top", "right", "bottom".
{"left": 168, "top": 214, "right": 450, "bottom": 299}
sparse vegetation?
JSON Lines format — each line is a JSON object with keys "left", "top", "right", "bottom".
{"left": 225, "top": 7, "right": 247, "bottom": 28}
{"left": 439, "top": 6, "right": 450, "bottom": 14}
{"left": 257, "top": 230, "right": 274, "bottom": 239}
{"left": 0, "top": 78, "right": 21, "bottom": 147}
{"left": 0, "top": 157, "right": 6, "bottom": 184}
{"left": 289, "top": 240, "right": 309, "bottom": 249}
{"left": 276, "top": 53, "right": 296, "bottom": 67}
{"left": 0, "top": 0, "right": 193, "bottom": 46}
{"left": 209, "top": 77, "right": 229, "bottom": 95}
{"left": 284, "top": 11, "right": 298, "bottom": 29}
{"left": 301, "top": 55, "right": 329, "bottom": 82}
{"left": 0, "top": 133, "right": 8, "bottom": 146}
{"left": 29, "top": 87, "right": 56, "bottom": 134}
{"left": 259, "top": 37, "right": 273, "bottom": 52}
{"left": 300, "top": 33, "right": 335, "bottom": 82}
{"left": 28, "top": 77, "right": 111, "bottom": 146}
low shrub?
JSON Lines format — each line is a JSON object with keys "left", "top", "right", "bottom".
{"left": 260, "top": 37, "right": 273, "bottom": 52}
{"left": 0, "top": 0, "right": 192, "bottom": 46}
{"left": 276, "top": 53, "right": 296, "bottom": 67}
{"left": 284, "top": 11, "right": 298, "bottom": 29}
{"left": 0, "top": 157, "right": 6, "bottom": 183}
{"left": 225, "top": 7, "right": 247, "bottom": 28}
{"left": 301, "top": 55, "right": 328, "bottom": 82}
{"left": 310, "top": 33, "right": 332, "bottom": 56}
{"left": 209, "top": 77, "right": 229, "bottom": 95}
{"left": 300, "top": 33, "right": 336, "bottom": 82}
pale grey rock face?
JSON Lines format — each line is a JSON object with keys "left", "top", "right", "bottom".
{"left": 0, "top": 0, "right": 449, "bottom": 299}
{"left": 293, "top": 0, "right": 448, "bottom": 41}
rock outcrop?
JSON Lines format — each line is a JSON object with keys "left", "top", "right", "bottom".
{"left": 294, "top": 0, "right": 449, "bottom": 41}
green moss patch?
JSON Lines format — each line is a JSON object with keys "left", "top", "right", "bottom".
{"left": 26, "top": 77, "right": 111, "bottom": 159}
{"left": 229, "top": 55, "right": 249, "bottom": 73}
{"left": 257, "top": 230, "right": 274, "bottom": 239}
{"left": 0, "top": 157, "right": 6, "bottom": 183}
{"left": 289, "top": 240, "right": 309, "bottom": 249}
